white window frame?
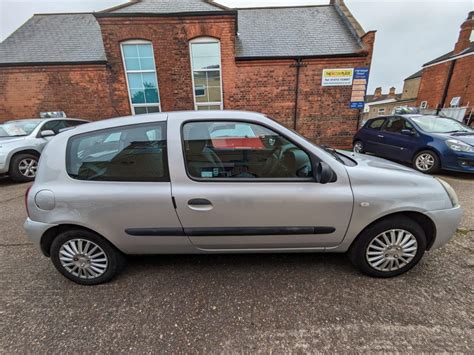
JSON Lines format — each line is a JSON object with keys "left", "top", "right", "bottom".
{"left": 420, "top": 101, "right": 428, "bottom": 109}
{"left": 450, "top": 96, "right": 461, "bottom": 107}
{"left": 378, "top": 108, "right": 385, "bottom": 114}
{"left": 120, "top": 40, "right": 162, "bottom": 115}
{"left": 189, "top": 37, "right": 224, "bottom": 110}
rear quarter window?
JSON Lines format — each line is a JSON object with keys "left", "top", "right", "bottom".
{"left": 66, "top": 122, "right": 169, "bottom": 182}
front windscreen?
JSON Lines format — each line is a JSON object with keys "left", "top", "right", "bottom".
{"left": 411, "top": 116, "right": 473, "bottom": 133}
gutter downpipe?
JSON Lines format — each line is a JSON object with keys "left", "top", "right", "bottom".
{"left": 437, "top": 59, "right": 456, "bottom": 114}
{"left": 291, "top": 58, "right": 307, "bottom": 131}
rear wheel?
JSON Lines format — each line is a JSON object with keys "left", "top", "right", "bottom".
{"left": 9, "top": 153, "right": 39, "bottom": 182}
{"left": 413, "top": 150, "right": 440, "bottom": 174}
{"left": 348, "top": 216, "right": 427, "bottom": 278}
{"left": 353, "top": 140, "right": 365, "bottom": 154}
{"left": 50, "top": 229, "right": 125, "bottom": 285}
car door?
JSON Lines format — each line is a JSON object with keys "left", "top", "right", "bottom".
{"left": 380, "top": 116, "right": 419, "bottom": 162}
{"left": 362, "top": 117, "right": 387, "bottom": 154}
{"left": 168, "top": 118, "right": 354, "bottom": 250}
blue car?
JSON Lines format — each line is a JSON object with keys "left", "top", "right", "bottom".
{"left": 353, "top": 114, "right": 474, "bottom": 174}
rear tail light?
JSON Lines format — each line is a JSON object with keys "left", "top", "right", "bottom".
{"left": 25, "top": 186, "right": 32, "bottom": 218}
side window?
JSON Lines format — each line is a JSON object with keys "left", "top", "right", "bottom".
{"left": 67, "top": 123, "right": 168, "bottom": 182}
{"left": 383, "top": 117, "right": 411, "bottom": 133}
{"left": 182, "top": 121, "right": 313, "bottom": 180}
{"left": 368, "top": 118, "right": 385, "bottom": 130}
{"left": 41, "top": 120, "right": 68, "bottom": 134}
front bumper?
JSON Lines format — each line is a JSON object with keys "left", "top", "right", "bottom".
{"left": 425, "top": 205, "right": 462, "bottom": 249}
{"left": 24, "top": 218, "right": 57, "bottom": 252}
{"left": 441, "top": 150, "right": 474, "bottom": 173}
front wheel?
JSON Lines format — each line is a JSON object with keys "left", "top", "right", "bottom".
{"left": 348, "top": 216, "right": 427, "bottom": 277}
{"left": 413, "top": 150, "right": 440, "bottom": 174}
{"left": 50, "top": 229, "right": 126, "bottom": 285}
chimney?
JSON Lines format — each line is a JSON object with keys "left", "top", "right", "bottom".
{"left": 374, "top": 87, "right": 382, "bottom": 98}
{"left": 388, "top": 87, "right": 396, "bottom": 97}
{"left": 454, "top": 11, "right": 474, "bottom": 54}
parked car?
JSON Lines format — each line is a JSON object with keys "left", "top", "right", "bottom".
{"left": 353, "top": 114, "right": 474, "bottom": 174}
{"left": 0, "top": 118, "right": 89, "bottom": 181}
{"left": 24, "top": 111, "right": 461, "bottom": 285}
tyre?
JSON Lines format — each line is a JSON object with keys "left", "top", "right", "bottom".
{"left": 9, "top": 153, "right": 39, "bottom": 182}
{"left": 348, "top": 216, "right": 427, "bottom": 278}
{"left": 353, "top": 140, "right": 365, "bottom": 154}
{"left": 50, "top": 229, "right": 126, "bottom": 285}
{"left": 412, "top": 150, "right": 440, "bottom": 174}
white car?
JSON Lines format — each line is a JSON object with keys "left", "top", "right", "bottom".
{"left": 0, "top": 118, "right": 88, "bottom": 181}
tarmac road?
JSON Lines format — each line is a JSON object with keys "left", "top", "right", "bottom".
{"left": 0, "top": 173, "right": 473, "bottom": 353}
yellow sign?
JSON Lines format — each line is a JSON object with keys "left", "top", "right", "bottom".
{"left": 322, "top": 68, "right": 354, "bottom": 86}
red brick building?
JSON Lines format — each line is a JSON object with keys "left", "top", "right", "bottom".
{"left": 0, "top": 0, "right": 375, "bottom": 147}
{"left": 416, "top": 11, "right": 474, "bottom": 118}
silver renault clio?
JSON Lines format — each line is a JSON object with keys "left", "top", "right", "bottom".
{"left": 24, "top": 111, "right": 462, "bottom": 285}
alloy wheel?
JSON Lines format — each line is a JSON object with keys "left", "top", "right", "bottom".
{"left": 415, "top": 153, "right": 434, "bottom": 171}
{"left": 366, "top": 229, "right": 418, "bottom": 272}
{"left": 18, "top": 158, "right": 38, "bottom": 178}
{"left": 353, "top": 141, "right": 364, "bottom": 153}
{"left": 59, "top": 239, "right": 108, "bottom": 279}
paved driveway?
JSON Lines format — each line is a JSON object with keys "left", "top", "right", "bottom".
{"left": 0, "top": 174, "right": 473, "bottom": 353}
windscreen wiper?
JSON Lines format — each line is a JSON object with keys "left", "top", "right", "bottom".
{"left": 320, "top": 145, "right": 345, "bottom": 164}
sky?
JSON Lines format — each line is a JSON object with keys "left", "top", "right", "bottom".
{"left": 0, "top": 0, "right": 472, "bottom": 94}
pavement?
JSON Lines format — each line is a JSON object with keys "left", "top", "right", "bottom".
{"left": 0, "top": 173, "right": 473, "bottom": 353}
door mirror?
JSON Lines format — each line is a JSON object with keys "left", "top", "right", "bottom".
{"left": 40, "top": 130, "right": 55, "bottom": 138}
{"left": 313, "top": 161, "right": 336, "bottom": 184}
{"left": 401, "top": 129, "right": 415, "bottom": 136}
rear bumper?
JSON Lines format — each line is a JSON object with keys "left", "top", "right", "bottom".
{"left": 24, "top": 218, "right": 57, "bottom": 252}
{"left": 426, "top": 206, "right": 462, "bottom": 249}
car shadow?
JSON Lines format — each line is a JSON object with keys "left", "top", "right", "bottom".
{"left": 0, "top": 176, "right": 31, "bottom": 186}
{"left": 121, "top": 252, "right": 355, "bottom": 279}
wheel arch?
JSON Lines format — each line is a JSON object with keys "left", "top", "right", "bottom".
{"left": 348, "top": 211, "right": 437, "bottom": 252}
{"left": 8, "top": 149, "right": 41, "bottom": 167}
{"left": 40, "top": 224, "right": 123, "bottom": 257}
{"left": 412, "top": 146, "right": 441, "bottom": 161}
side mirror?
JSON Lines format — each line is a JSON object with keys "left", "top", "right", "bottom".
{"left": 313, "top": 161, "right": 336, "bottom": 184}
{"left": 40, "top": 130, "right": 55, "bottom": 138}
{"left": 401, "top": 129, "right": 415, "bottom": 136}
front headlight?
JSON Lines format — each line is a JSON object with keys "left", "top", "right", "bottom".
{"left": 436, "top": 178, "right": 459, "bottom": 207}
{"left": 445, "top": 139, "right": 474, "bottom": 153}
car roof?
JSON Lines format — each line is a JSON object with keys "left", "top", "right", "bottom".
{"left": 60, "top": 111, "right": 270, "bottom": 136}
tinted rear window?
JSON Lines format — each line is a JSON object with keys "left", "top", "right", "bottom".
{"left": 368, "top": 118, "right": 386, "bottom": 130}
{"left": 66, "top": 122, "right": 168, "bottom": 182}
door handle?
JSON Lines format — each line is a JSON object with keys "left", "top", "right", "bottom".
{"left": 377, "top": 134, "right": 385, "bottom": 138}
{"left": 188, "top": 198, "right": 212, "bottom": 206}
{"left": 188, "top": 198, "right": 213, "bottom": 211}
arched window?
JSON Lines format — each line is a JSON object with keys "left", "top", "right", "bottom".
{"left": 120, "top": 40, "right": 161, "bottom": 115}
{"left": 189, "top": 37, "right": 223, "bottom": 110}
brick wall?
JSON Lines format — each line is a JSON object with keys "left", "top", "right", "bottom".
{"left": 0, "top": 15, "right": 374, "bottom": 148}
{"left": 445, "top": 55, "right": 474, "bottom": 107}
{"left": 417, "top": 55, "right": 474, "bottom": 110}
{"left": 0, "top": 64, "right": 116, "bottom": 120}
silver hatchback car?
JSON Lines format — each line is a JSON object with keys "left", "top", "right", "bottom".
{"left": 0, "top": 118, "right": 88, "bottom": 181}
{"left": 24, "top": 111, "right": 462, "bottom": 285}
